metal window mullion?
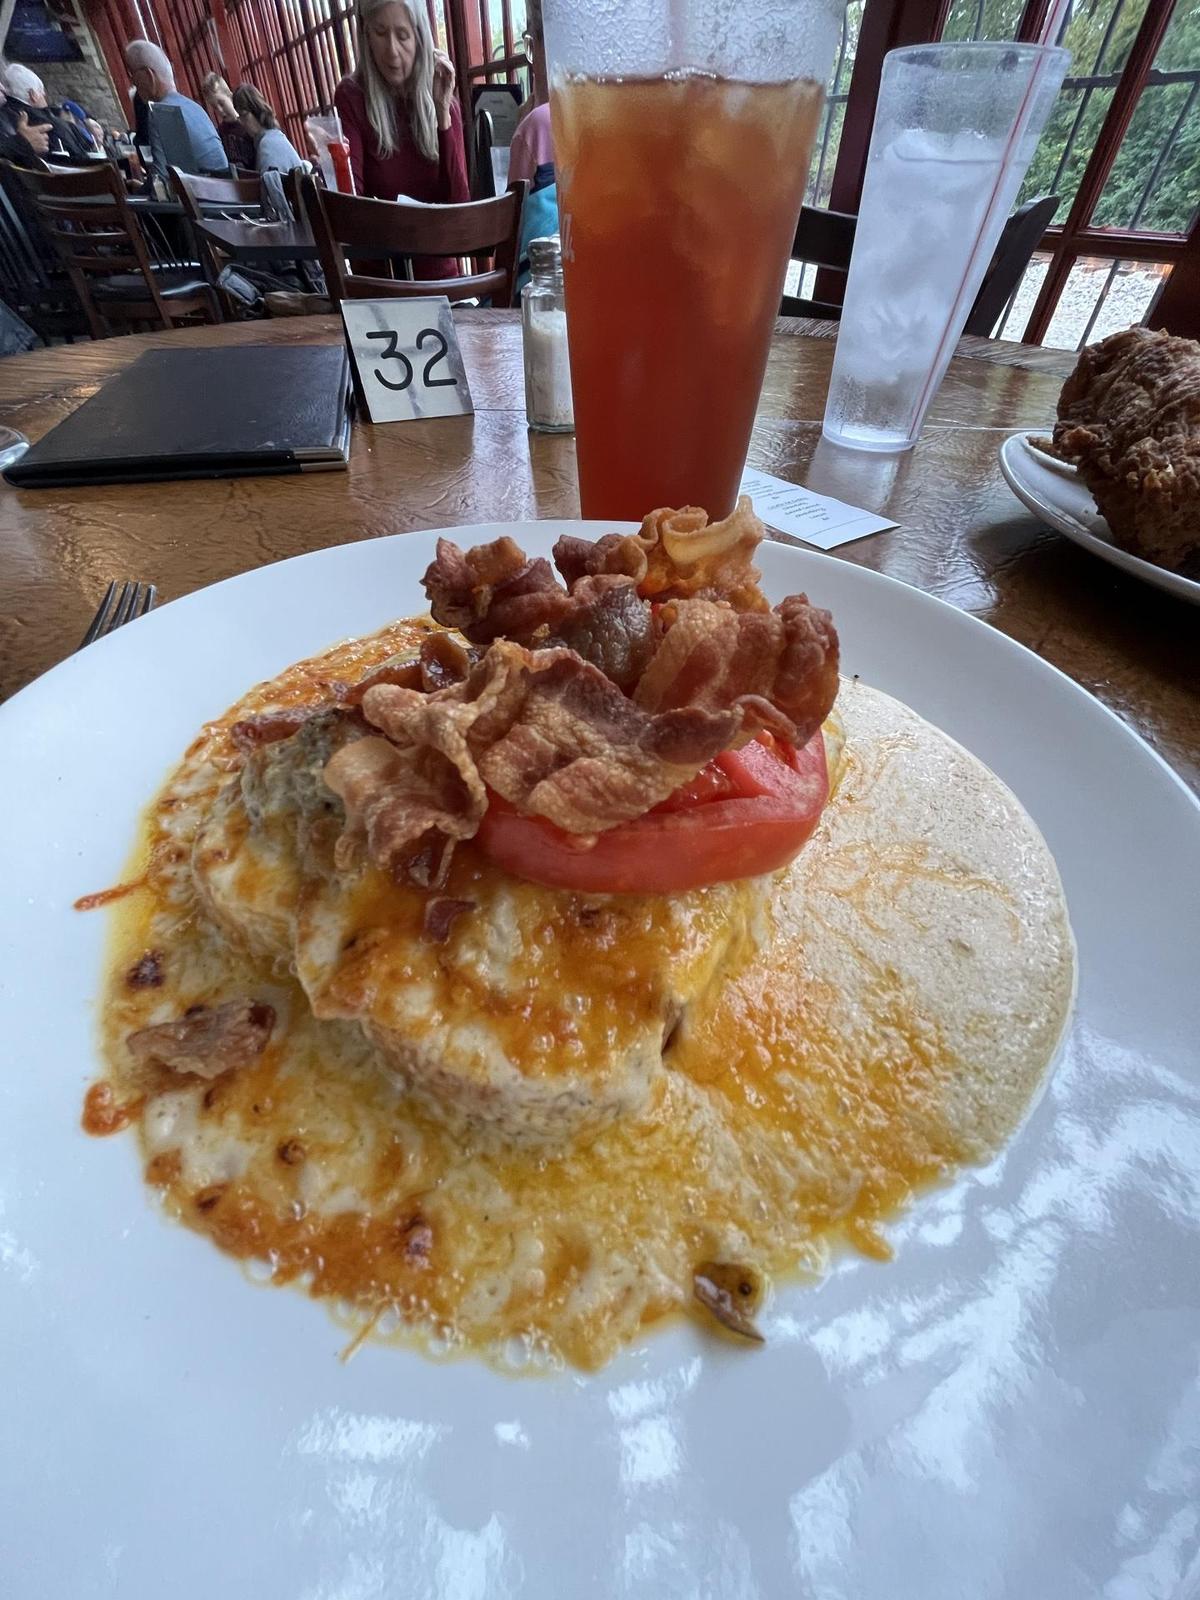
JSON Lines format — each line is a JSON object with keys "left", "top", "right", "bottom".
{"left": 1076, "top": 258, "right": 1122, "bottom": 347}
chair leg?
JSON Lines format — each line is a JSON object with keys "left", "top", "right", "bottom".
{"left": 77, "top": 288, "right": 107, "bottom": 341}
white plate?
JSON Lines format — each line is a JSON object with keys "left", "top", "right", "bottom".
{"left": 1022, "top": 435, "right": 1077, "bottom": 478}
{"left": 1000, "top": 431, "right": 1200, "bottom": 606}
{"left": 2, "top": 526, "right": 1199, "bottom": 1600}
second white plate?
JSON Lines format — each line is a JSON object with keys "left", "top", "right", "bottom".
{"left": 999, "top": 431, "right": 1200, "bottom": 605}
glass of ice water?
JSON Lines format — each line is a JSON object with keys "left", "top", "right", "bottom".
{"left": 822, "top": 42, "right": 1069, "bottom": 454}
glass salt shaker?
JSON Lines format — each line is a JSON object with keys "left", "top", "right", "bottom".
{"left": 521, "top": 235, "right": 574, "bottom": 434}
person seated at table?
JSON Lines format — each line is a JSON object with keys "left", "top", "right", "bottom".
{"left": 508, "top": 0, "right": 553, "bottom": 188}
{"left": 231, "top": 84, "right": 305, "bottom": 174}
{"left": 333, "top": 0, "right": 468, "bottom": 253}
{"left": 0, "top": 97, "right": 49, "bottom": 166}
{"left": 60, "top": 97, "right": 103, "bottom": 150}
{"left": 124, "top": 39, "right": 228, "bottom": 176}
{"left": 202, "top": 72, "right": 255, "bottom": 171}
{"left": 1, "top": 63, "right": 93, "bottom": 161}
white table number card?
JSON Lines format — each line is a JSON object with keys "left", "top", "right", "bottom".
{"left": 340, "top": 296, "right": 474, "bottom": 424}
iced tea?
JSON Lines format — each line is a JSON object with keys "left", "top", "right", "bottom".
{"left": 551, "top": 74, "right": 824, "bottom": 519}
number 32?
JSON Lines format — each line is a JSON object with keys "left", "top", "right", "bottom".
{"left": 365, "top": 328, "right": 458, "bottom": 392}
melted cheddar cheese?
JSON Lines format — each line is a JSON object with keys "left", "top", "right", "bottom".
{"left": 84, "top": 623, "right": 1075, "bottom": 1371}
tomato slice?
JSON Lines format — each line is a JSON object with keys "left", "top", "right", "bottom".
{"left": 476, "top": 732, "right": 828, "bottom": 894}
{"left": 650, "top": 759, "right": 739, "bottom": 812}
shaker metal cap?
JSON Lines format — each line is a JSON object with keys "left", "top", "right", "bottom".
{"left": 528, "top": 235, "right": 563, "bottom": 272}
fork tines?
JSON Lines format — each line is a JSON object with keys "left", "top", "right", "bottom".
{"left": 80, "top": 580, "right": 158, "bottom": 648}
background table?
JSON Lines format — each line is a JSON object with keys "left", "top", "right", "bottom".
{"left": 193, "top": 217, "right": 318, "bottom": 264}
{"left": 0, "top": 311, "right": 1195, "bottom": 791}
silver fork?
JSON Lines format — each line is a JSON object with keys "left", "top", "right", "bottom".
{"left": 80, "top": 580, "right": 158, "bottom": 648}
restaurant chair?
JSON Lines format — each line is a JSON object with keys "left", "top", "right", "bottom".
{"left": 965, "top": 194, "right": 1059, "bottom": 338}
{"left": 780, "top": 204, "right": 857, "bottom": 319}
{"left": 473, "top": 108, "right": 496, "bottom": 199}
{"left": 299, "top": 174, "right": 528, "bottom": 307}
{"left": 169, "top": 166, "right": 264, "bottom": 316}
{"left": 169, "top": 168, "right": 263, "bottom": 215}
{"left": 19, "top": 162, "right": 218, "bottom": 339}
{"left": 782, "top": 195, "right": 1061, "bottom": 338}
{"left": 0, "top": 164, "right": 89, "bottom": 343}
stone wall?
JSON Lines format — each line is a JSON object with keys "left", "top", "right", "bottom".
{"left": 9, "top": 0, "right": 125, "bottom": 131}
{"left": 38, "top": 53, "right": 124, "bottom": 130}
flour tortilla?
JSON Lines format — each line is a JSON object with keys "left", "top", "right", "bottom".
{"left": 778, "top": 677, "right": 1076, "bottom": 1163}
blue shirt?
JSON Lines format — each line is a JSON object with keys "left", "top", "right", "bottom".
{"left": 255, "top": 127, "right": 304, "bottom": 173}
{"left": 150, "top": 90, "right": 228, "bottom": 175}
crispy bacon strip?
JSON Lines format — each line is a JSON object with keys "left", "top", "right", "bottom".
{"left": 636, "top": 497, "right": 768, "bottom": 613}
{"left": 634, "top": 594, "right": 840, "bottom": 747}
{"left": 416, "top": 630, "right": 474, "bottom": 691}
{"left": 339, "top": 635, "right": 476, "bottom": 706}
{"left": 422, "top": 536, "right": 569, "bottom": 644}
{"left": 422, "top": 896, "right": 476, "bottom": 942}
{"left": 424, "top": 497, "right": 768, "bottom": 667}
{"left": 553, "top": 531, "right": 652, "bottom": 587}
{"left": 323, "top": 703, "right": 488, "bottom": 886}
{"left": 127, "top": 999, "right": 275, "bottom": 1080}
{"left": 324, "top": 641, "right": 742, "bottom": 882}
{"left": 425, "top": 538, "right": 657, "bottom": 685}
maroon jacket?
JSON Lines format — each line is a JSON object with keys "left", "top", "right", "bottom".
{"left": 333, "top": 75, "right": 469, "bottom": 281}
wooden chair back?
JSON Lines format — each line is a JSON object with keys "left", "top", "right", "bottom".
{"left": 19, "top": 161, "right": 176, "bottom": 336}
{"left": 963, "top": 194, "right": 1059, "bottom": 337}
{"left": 169, "top": 169, "right": 262, "bottom": 215}
{"left": 782, "top": 195, "right": 1060, "bottom": 338}
{"left": 473, "top": 108, "right": 496, "bottom": 199}
{"left": 780, "top": 204, "right": 857, "bottom": 318}
{"left": 168, "top": 166, "right": 264, "bottom": 311}
{"left": 299, "top": 175, "right": 528, "bottom": 307}
{"left": 0, "top": 161, "right": 88, "bottom": 341}
{"left": 279, "top": 165, "right": 305, "bottom": 222}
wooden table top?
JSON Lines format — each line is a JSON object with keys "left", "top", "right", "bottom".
{"left": 194, "top": 217, "right": 319, "bottom": 263}
{"left": 1, "top": 311, "right": 1196, "bottom": 791}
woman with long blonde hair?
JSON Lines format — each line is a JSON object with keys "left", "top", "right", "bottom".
{"left": 333, "top": 0, "right": 468, "bottom": 242}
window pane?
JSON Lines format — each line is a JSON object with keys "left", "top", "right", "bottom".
{"left": 1090, "top": 0, "right": 1200, "bottom": 231}
{"left": 992, "top": 250, "right": 1051, "bottom": 340}
{"left": 1086, "top": 259, "right": 1170, "bottom": 339}
{"left": 1016, "top": 0, "right": 1153, "bottom": 214}
{"left": 805, "top": 0, "right": 862, "bottom": 206}
{"left": 1037, "top": 255, "right": 1166, "bottom": 349}
{"left": 941, "top": 0, "right": 1025, "bottom": 44}
{"left": 1018, "top": 84, "right": 1114, "bottom": 212}
{"left": 1056, "top": 0, "right": 1152, "bottom": 75}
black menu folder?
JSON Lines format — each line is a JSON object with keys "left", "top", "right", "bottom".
{"left": 6, "top": 345, "right": 353, "bottom": 488}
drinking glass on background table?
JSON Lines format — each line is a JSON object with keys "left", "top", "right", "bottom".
{"left": 822, "top": 42, "right": 1069, "bottom": 454}
{"left": 544, "top": 0, "right": 841, "bottom": 520}
{"left": 305, "top": 112, "right": 355, "bottom": 193}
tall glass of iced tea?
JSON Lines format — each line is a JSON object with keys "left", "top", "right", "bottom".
{"left": 543, "top": 0, "right": 840, "bottom": 519}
